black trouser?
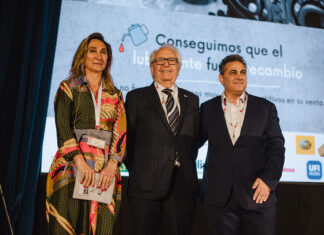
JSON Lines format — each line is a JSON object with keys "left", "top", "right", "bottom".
{"left": 128, "top": 169, "right": 196, "bottom": 235}
{"left": 206, "top": 193, "right": 276, "bottom": 235}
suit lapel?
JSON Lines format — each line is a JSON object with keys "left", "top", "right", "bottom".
{"left": 175, "top": 89, "right": 187, "bottom": 135}
{"left": 216, "top": 96, "right": 234, "bottom": 146}
{"left": 147, "top": 83, "right": 173, "bottom": 133}
{"left": 240, "top": 95, "right": 256, "bottom": 137}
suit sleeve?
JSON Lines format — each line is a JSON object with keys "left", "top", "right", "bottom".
{"left": 192, "top": 94, "right": 200, "bottom": 160}
{"left": 198, "top": 103, "right": 208, "bottom": 148}
{"left": 124, "top": 91, "right": 136, "bottom": 171}
{"left": 259, "top": 103, "right": 285, "bottom": 191}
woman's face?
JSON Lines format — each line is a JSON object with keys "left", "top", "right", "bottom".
{"left": 85, "top": 39, "right": 108, "bottom": 74}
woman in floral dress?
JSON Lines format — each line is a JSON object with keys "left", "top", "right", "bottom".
{"left": 46, "top": 32, "right": 126, "bottom": 235}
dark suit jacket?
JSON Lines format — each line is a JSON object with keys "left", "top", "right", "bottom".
{"left": 124, "top": 83, "right": 199, "bottom": 200}
{"left": 199, "top": 94, "right": 285, "bottom": 210}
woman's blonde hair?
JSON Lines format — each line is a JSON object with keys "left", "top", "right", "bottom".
{"left": 69, "top": 32, "right": 116, "bottom": 92}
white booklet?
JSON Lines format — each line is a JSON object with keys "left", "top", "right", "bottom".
{"left": 73, "top": 171, "right": 115, "bottom": 204}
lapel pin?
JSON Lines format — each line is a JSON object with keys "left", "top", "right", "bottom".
{"left": 184, "top": 94, "right": 188, "bottom": 98}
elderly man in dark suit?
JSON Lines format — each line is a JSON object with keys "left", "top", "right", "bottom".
{"left": 199, "top": 54, "right": 285, "bottom": 235}
{"left": 124, "top": 44, "right": 199, "bottom": 235}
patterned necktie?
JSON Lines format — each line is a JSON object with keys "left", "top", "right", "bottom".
{"left": 162, "top": 88, "right": 180, "bottom": 135}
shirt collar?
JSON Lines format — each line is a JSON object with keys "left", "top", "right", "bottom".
{"left": 154, "top": 81, "right": 177, "bottom": 94}
{"left": 221, "top": 91, "right": 247, "bottom": 107}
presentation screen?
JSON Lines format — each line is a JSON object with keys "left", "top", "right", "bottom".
{"left": 42, "top": 0, "right": 324, "bottom": 183}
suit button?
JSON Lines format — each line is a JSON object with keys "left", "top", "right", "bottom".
{"left": 233, "top": 148, "right": 235, "bottom": 152}
{"left": 170, "top": 158, "right": 174, "bottom": 161}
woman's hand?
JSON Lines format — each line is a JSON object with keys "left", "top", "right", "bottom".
{"left": 97, "top": 161, "right": 117, "bottom": 191}
{"left": 74, "top": 154, "right": 95, "bottom": 188}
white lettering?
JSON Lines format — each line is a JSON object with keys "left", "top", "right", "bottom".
{"left": 132, "top": 50, "right": 202, "bottom": 70}
{"left": 248, "top": 64, "right": 302, "bottom": 79}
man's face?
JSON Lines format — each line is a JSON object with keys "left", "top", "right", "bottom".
{"left": 219, "top": 61, "right": 247, "bottom": 97}
{"left": 150, "top": 47, "right": 180, "bottom": 88}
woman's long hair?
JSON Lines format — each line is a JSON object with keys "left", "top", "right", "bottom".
{"left": 69, "top": 32, "right": 116, "bottom": 92}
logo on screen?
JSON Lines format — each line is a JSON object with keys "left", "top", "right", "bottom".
{"left": 307, "top": 161, "right": 322, "bottom": 180}
{"left": 119, "top": 24, "right": 149, "bottom": 52}
{"left": 296, "top": 136, "right": 315, "bottom": 155}
{"left": 120, "top": 163, "right": 128, "bottom": 173}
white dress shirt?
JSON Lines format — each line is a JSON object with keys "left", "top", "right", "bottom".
{"left": 221, "top": 92, "right": 248, "bottom": 145}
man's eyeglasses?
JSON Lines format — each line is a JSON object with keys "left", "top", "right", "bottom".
{"left": 151, "top": 57, "right": 179, "bottom": 65}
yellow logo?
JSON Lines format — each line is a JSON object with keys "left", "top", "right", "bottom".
{"left": 296, "top": 136, "right": 315, "bottom": 155}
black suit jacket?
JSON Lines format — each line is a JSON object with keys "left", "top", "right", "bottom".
{"left": 199, "top": 94, "right": 285, "bottom": 210}
{"left": 124, "top": 83, "right": 199, "bottom": 200}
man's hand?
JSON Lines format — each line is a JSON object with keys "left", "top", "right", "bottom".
{"left": 252, "top": 178, "right": 271, "bottom": 204}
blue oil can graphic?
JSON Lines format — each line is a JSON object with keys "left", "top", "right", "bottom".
{"left": 119, "top": 24, "right": 149, "bottom": 52}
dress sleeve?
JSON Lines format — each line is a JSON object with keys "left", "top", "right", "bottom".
{"left": 108, "top": 90, "right": 127, "bottom": 164}
{"left": 54, "top": 81, "right": 82, "bottom": 161}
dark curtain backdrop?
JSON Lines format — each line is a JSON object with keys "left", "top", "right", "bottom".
{"left": 0, "top": 0, "right": 62, "bottom": 234}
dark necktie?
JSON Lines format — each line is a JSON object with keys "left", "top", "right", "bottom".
{"left": 162, "top": 88, "right": 180, "bottom": 135}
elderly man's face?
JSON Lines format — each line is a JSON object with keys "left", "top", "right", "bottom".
{"left": 219, "top": 61, "right": 247, "bottom": 98}
{"left": 150, "top": 47, "right": 180, "bottom": 88}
